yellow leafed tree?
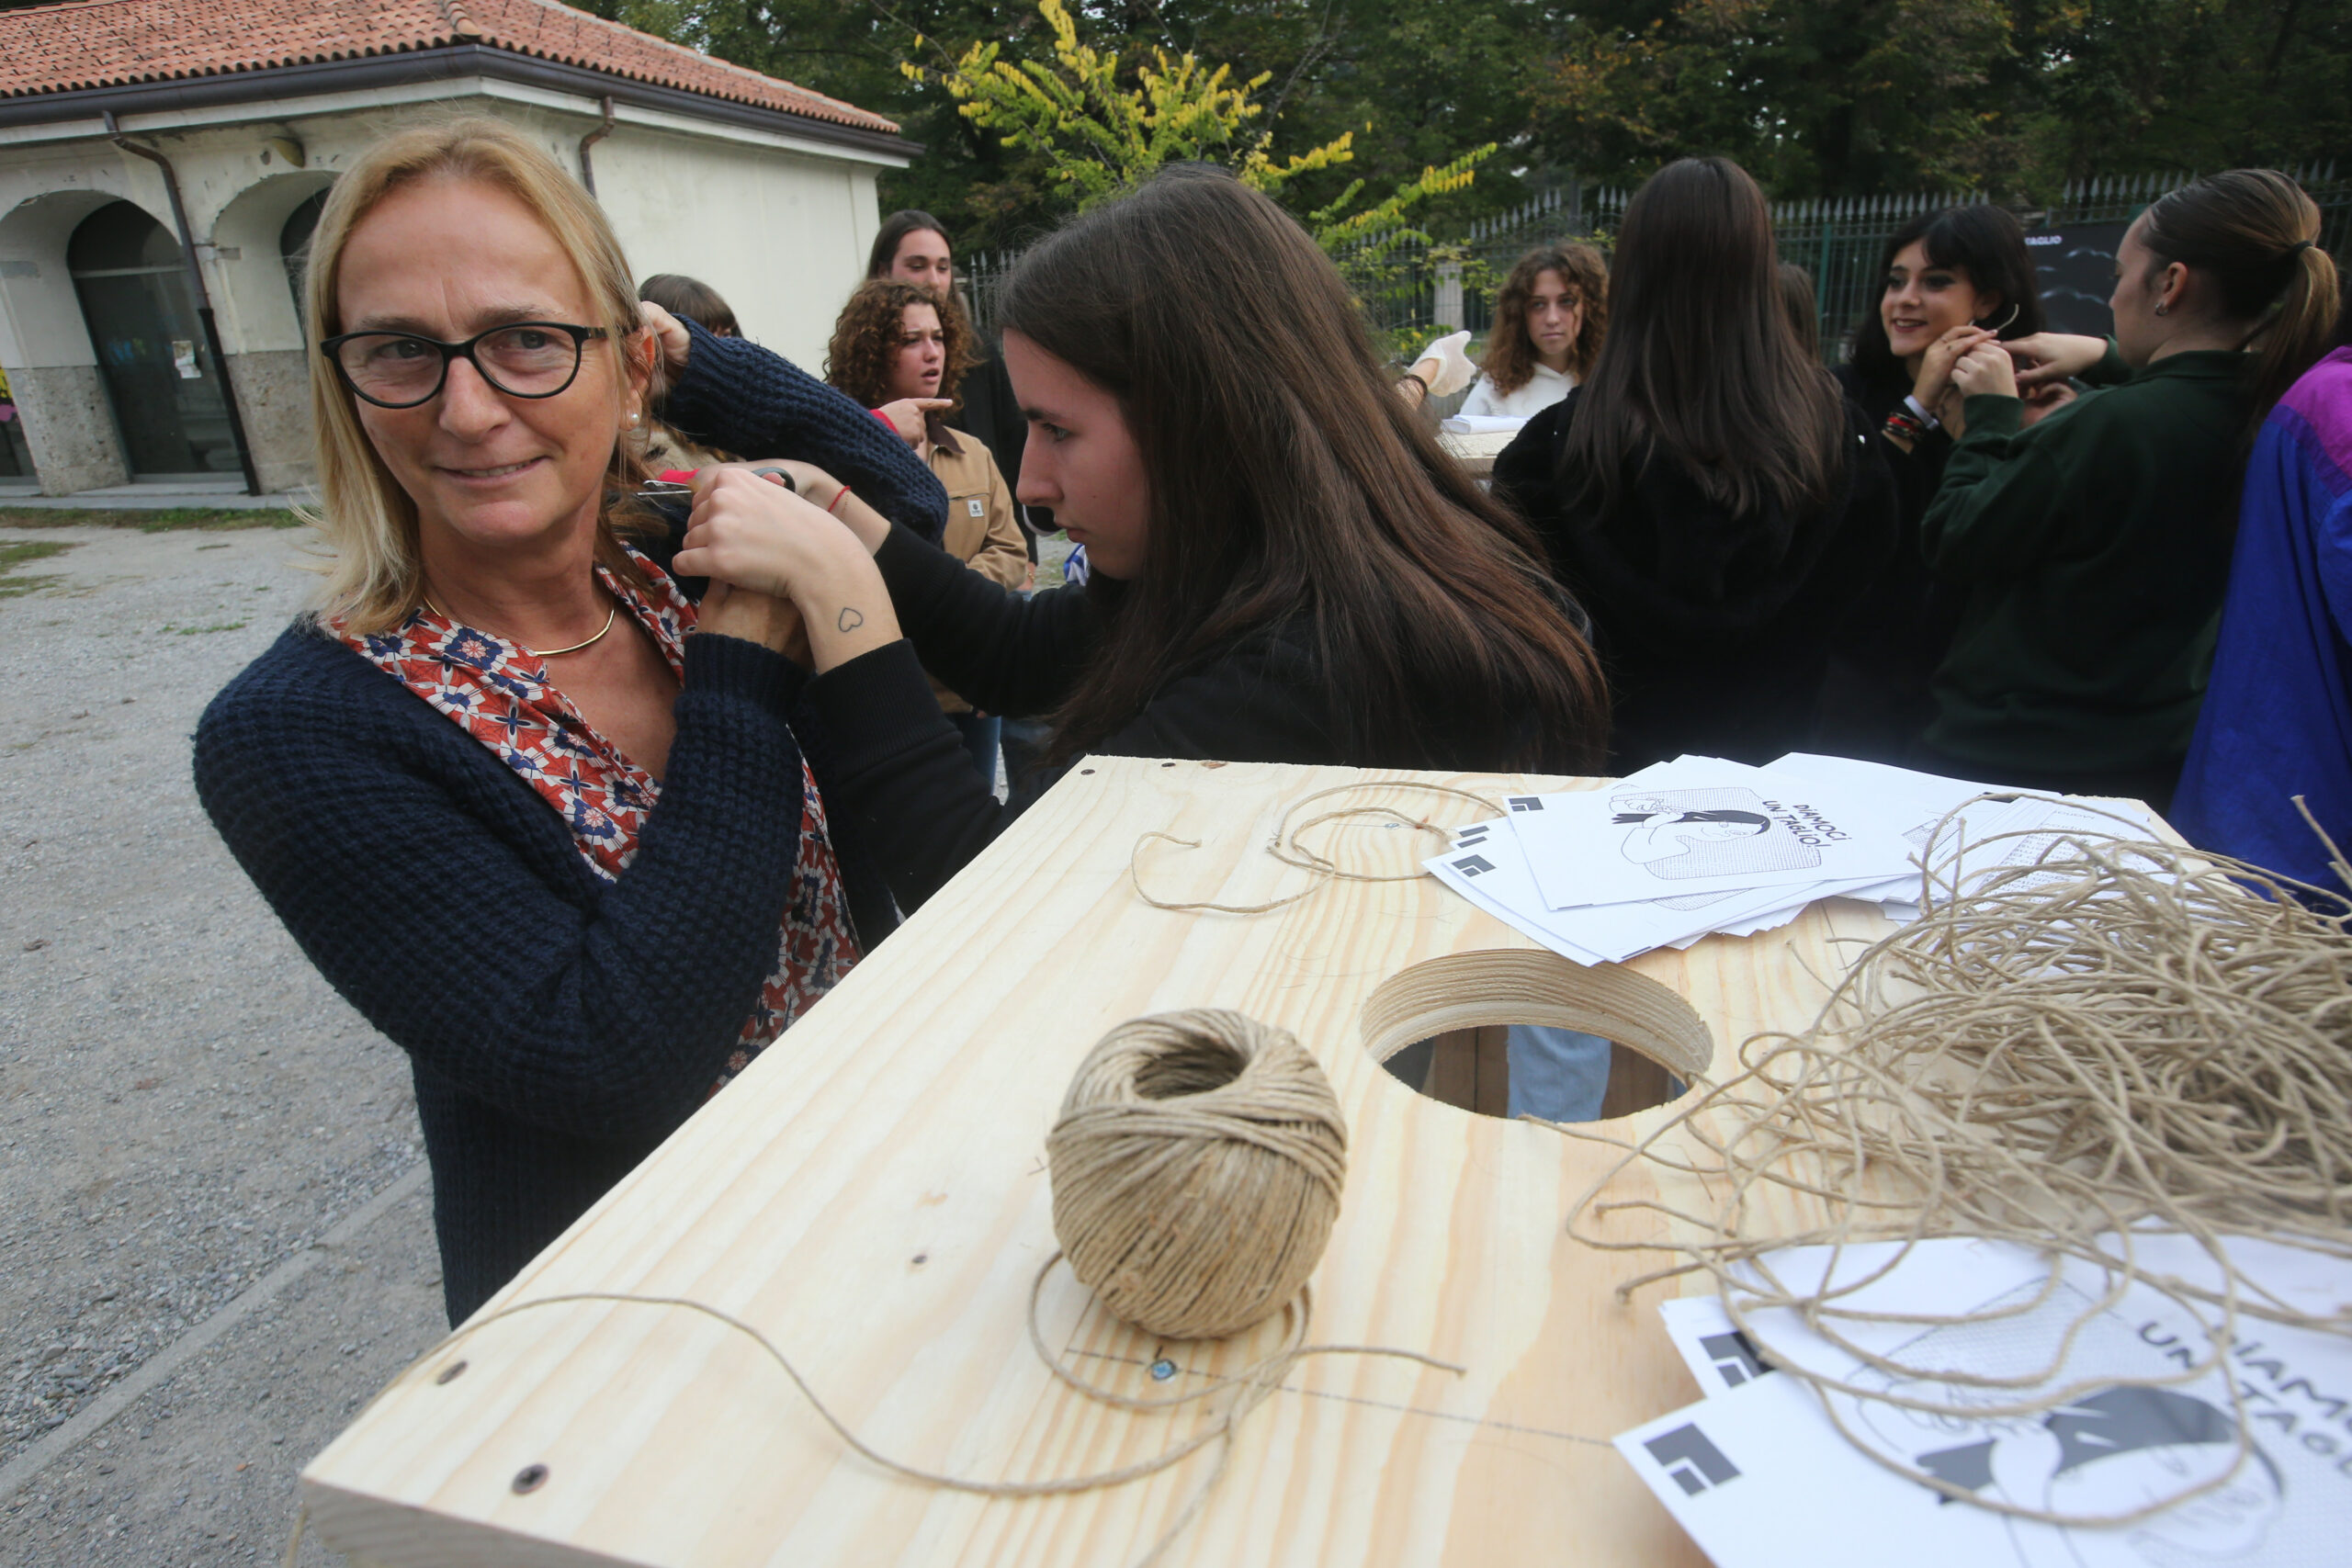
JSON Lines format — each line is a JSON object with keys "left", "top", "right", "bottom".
{"left": 905, "top": 0, "right": 1489, "bottom": 266}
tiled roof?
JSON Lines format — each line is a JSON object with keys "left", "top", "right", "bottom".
{"left": 0, "top": 0, "right": 900, "bottom": 135}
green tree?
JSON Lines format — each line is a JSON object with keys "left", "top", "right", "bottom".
{"left": 1526, "top": 0, "right": 2352, "bottom": 199}
{"left": 903, "top": 0, "right": 1491, "bottom": 351}
{"left": 569, "top": 0, "right": 2352, "bottom": 223}
{"left": 902, "top": 0, "right": 1360, "bottom": 209}
{"left": 2023, "top": 0, "right": 2352, "bottom": 185}
{"left": 573, "top": 1, "right": 1540, "bottom": 246}
{"left": 1529, "top": 0, "right": 2021, "bottom": 197}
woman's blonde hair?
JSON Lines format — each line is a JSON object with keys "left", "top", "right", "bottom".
{"left": 303, "top": 116, "right": 652, "bottom": 634}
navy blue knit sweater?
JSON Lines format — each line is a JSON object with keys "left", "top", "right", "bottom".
{"left": 196, "top": 342, "right": 943, "bottom": 1324}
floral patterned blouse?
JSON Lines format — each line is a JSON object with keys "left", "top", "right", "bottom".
{"left": 334, "top": 546, "right": 860, "bottom": 1090}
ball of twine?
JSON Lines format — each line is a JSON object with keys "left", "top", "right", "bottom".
{"left": 1046, "top": 1010, "right": 1347, "bottom": 1340}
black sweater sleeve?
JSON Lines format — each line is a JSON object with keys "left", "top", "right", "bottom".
{"left": 657, "top": 318, "right": 950, "bottom": 545}
{"left": 194, "top": 628, "right": 819, "bottom": 1145}
{"left": 1489, "top": 396, "right": 1577, "bottom": 573}
{"left": 872, "top": 523, "right": 1103, "bottom": 717}
{"left": 805, "top": 619, "right": 1335, "bottom": 911}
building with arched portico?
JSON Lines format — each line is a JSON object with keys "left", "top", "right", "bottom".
{"left": 0, "top": 0, "right": 912, "bottom": 496}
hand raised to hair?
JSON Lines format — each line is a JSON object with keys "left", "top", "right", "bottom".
{"left": 673, "top": 467, "right": 901, "bottom": 674}
{"left": 704, "top": 457, "right": 848, "bottom": 512}
{"left": 1950, "top": 340, "right": 2019, "bottom": 401}
{"left": 639, "top": 300, "right": 693, "bottom": 379}
{"left": 1914, "top": 325, "right": 1994, "bottom": 410}
{"left": 2004, "top": 332, "right": 2109, "bottom": 389}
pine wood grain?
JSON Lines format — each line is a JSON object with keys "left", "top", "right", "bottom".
{"left": 302, "top": 758, "right": 1903, "bottom": 1567}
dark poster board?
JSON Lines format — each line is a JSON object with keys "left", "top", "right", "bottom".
{"left": 2026, "top": 220, "right": 2130, "bottom": 338}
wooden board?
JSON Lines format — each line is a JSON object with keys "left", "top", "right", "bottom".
{"left": 1434, "top": 428, "right": 1515, "bottom": 477}
{"left": 302, "top": 758, "right": 1900, "bottom": 1567}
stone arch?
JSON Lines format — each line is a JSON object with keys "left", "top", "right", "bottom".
{"left": 0, "top": 187, "right": 172, "bottom": 491}
{"left": 209, "top": 170, "right": 335, "bottom": 354}
{"left": 190, "top": 171, "right": 340, "bottom": 495}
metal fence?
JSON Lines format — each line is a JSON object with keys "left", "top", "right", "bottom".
{"left": 956, "top": 164, "right": 2348, "bottom": 364}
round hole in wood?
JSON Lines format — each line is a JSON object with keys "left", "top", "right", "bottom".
{"left": 1359, "top": 950, "right": 1713, "bottom": 1122}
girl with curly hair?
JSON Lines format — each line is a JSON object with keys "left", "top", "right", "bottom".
{"left": 1460, "top": 243, "right": 1609, "bottom": 419}
{"left": 826, "top": 278, "right": 1029, "bottom": 782}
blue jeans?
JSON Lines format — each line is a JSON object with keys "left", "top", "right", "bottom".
{"left": 1505, "top": 1025, "right": 1613, "bottom": 1122}
{"left": 949, "top": 712, "right": 1001, "bottom": 789}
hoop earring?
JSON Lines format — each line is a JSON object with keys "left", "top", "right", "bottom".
{"left": 1976, "top": 303, "right": 2020, "bottom": 333}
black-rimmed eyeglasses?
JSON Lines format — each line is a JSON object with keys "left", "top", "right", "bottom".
{"left": 319, "top": 322, "right": 608, "bottom": 409}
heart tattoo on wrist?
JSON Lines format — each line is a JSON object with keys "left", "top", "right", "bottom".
{"left": 837, "top": 607, "right": 865, "bottom": 633}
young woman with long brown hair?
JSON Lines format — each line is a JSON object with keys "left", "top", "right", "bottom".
{"left": 1919, "top": 168, "right": 2340, "bottom": 807}
{"left": 1459, "top": 243, "right": 1609, "bottom": 419}
{"left": 647, "top": 165, "right": 1610, "bottom": 909}
{"left": 1490, "top": 156, "right": 1897, "bottom": 771}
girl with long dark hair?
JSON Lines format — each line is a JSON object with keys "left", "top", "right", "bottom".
{"left": 1816, "top": 205, "right": 2046, "bottom": 762}
{"left": 648, "top": 166, "right": 1609, "bottom": 908}
{"left": 1490, "top": 156, "right": 1897, "bottom": 771}
{"left": 1919, "top": 169, "right": 2340, "bottom": 807}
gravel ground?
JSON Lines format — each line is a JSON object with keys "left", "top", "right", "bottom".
{"left": 0, "top": 514, "right": 1077, "bottom": 1563}
{"left": 0, "top": 517, "right": 444, "bottom": 1565}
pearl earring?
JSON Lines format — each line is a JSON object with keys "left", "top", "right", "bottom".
{"left": 625, "top": 410, "right": 640, "bottom": 428}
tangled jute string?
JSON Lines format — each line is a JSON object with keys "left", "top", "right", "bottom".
{"left": 1540, "top": 799, "right": 2352, "bottom": 1529}
{"left": 1132, "top": 780, "right": 1499, "bottom": 915}
{"left": 1047, "top": 1009, "right": 1349, "bottom": 1339}
{"left": 288, "top": 1010, "right": 1457, "bottom": 1568}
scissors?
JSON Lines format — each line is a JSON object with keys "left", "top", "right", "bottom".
{"left": 636, "top": 468, "right": 796, "bottom": 499}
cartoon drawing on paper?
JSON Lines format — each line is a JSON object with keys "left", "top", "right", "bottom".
{"left": 1610, "top": 787, "right": 1819, "bottom": 882}
{"left": 1839, "top": 1278, "right": 2283, "bottom": 1568}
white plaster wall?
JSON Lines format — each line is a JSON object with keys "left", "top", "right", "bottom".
{"left": 590, "top": 122, "right": 879, "bottom": 374}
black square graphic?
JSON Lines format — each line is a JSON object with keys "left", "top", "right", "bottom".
{"left": 1699, "top": 1329, "right": 1771, "bottom": 1388}
{"left": 1643, "top": 1423, "right": 1740, "bottom": 1495}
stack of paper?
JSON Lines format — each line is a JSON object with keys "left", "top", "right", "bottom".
{"left": 1424, "top": 754, "right": 2150, "bottom": 965}
{"left": 1613, "top": 1235, "right": 2352, "bottom": 1566}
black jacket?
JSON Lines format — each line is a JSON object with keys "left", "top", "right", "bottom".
{"left": 1813, "top": 363, "right": 1966, "bottom": 761}
{"left": 1491, "top": 387, "right": 1898, "bottom": 771}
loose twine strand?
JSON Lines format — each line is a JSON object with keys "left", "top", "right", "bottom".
{"left": 1132, "top": 781, "right": 1500, "bottom": 914}
{"left": 303, "top": 1009, "right": 1460, "bottom": 1568}
{"left": 1538, "top": 797, "right": 2352, "bottom": 1529}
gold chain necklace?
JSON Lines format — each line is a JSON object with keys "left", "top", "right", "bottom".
{"left": 422, "top": 594, "right": 618, "bottom": 658}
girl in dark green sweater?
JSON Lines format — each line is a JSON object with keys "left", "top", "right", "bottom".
{"left": 1917, "top": 169, "right": 2340, "bottom": 809}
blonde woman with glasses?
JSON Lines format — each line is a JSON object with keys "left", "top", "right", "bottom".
{"left": 194, "top": 118, "right": 943, "bottom": 1324}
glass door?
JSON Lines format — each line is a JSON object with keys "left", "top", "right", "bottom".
{"left": 68, "top": 201, "right": 238, "bottom": 477}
